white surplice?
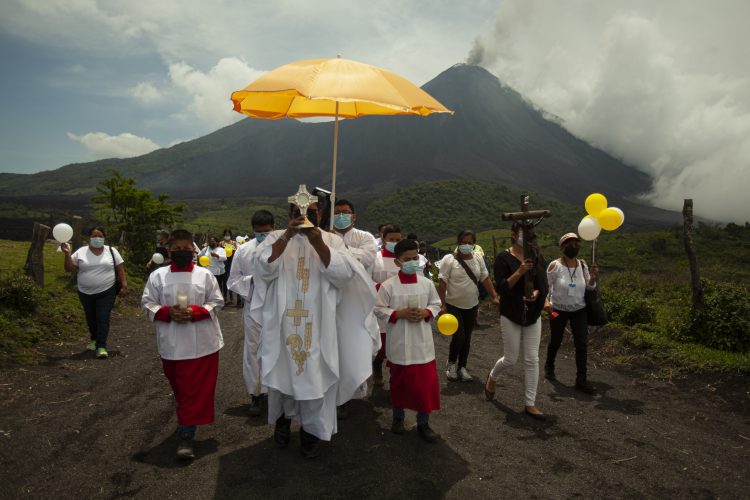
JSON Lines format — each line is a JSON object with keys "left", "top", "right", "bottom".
{"left": 199, "top": 245, "right": 227, "bottom": 275}
{"left": 372, "top": 249, "right": 400, "bottom": 333}
{"left": 253, "top": 229, "right": 375, "bottom": 440}
{"left": 227, "top": 238, "right": 267, "bottom": 396}
{"left": 335, "top": 227, "right": 381, "bottom": 357}
{"left": 374, "top": 274, "right": 442, "bottom": 365}
{"left": 141, "top": 266, "right": 225, "bottom": 360}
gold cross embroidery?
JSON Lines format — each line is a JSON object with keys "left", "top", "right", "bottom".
{"left": 286, "top": 300, "right": 309, "bottom": 326}
{"left": 296, "top": 257, "right": 305, "bottom": 280}
{"left": 302, "top": 269, "right": 310, "bottom": 293}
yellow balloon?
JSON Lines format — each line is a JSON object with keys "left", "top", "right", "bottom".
{"left": 437, "top": 313, "right": 459, "bottom": 336}
{"left": 598, "top": 207, "right": 624, "bottom": 231}
{"left": 585, "top": 193, "right": 608, "bottom": 217}
{"left": 225, "top": 247, "right": 233, "bottom": 258}
{"left": 199, "top": 255, "right": 210, "bottom": 266}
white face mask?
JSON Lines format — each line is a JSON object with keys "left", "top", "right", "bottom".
{"left": 458, "top": 244, "right": 474, "bottom": 255}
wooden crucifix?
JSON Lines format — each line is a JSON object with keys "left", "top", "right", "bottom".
{"left": 501, "top": 194, "right": 552, "bottom": 302}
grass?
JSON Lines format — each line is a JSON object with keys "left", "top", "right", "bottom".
{"left": 0, "top": 240, "right": 143, "bottom": 365}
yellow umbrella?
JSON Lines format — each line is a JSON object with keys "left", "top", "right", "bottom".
{"left": 231, "top": 57, "right": 453, "bottom": 227}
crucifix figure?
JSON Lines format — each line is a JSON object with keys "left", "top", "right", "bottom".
{"left": 501, "top": 194, "right": 552, "bottom": 303}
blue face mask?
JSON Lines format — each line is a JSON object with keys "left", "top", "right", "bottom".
{"left": 400, "top": 259, "right": 421, "bottom": 275}
{"left": 90, "top": 237, "right": 105, "bottom": 248}
{"left": 333, "top": 213, "right": 352, "bottom": 230}
{"left": 385, "top": 241, "right": 397, "bottom": 253}
{"left": 458, "top": 244, "right": 474, "bottom": 255}
{"left": 255, "top": 232, "right": 270, "bottom": 243}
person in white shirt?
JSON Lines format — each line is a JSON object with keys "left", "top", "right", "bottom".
{"left": 544, "top": 232, "right": 598, "bottom": 393}
{"left": 141, "top": 229, "right": 225, "bottom": 460}
{"left": 438, "top": 230, "right": 500, "bottom": 382}
{"left": 370, "top": 224, "right": 403, "bottom": 385}
{"left": 252, "top": 198, "right": 375, "bottom": 459}
{"left": 227, "top": 210, "right": 275, "bottom": 417}
{"left": 199, "top": 237, "right": 227, "bottom": 299}
{"left": 62, "top": 226, "right": 127, "bottom": 359}
{"left": 332, "top": 199, "right": 380, "bottom": 418}
{"left": 374, "top": 239, "right": 442, "bottom": 442}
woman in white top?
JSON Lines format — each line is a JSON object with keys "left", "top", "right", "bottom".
{"left": 544, "top": 232, "right": 598, "bottom": 393}
{"left": 62, "top": 226, "right": 127, "bottom": 359}
{"left": 199, "top": 237, "right": 227, "bottom": 299}
{"left": 438, "top": 230, "right": 499, "bottom": 382}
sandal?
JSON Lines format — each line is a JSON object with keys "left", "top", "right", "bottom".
{"left": 484, "top": 373, "right": 496, "bottom": 401}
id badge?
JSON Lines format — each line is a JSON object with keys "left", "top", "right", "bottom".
{"left": 567, "top": 282, "right": 577, "bottom": 297}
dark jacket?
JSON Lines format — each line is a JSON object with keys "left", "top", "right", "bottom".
{"left": 494, "top": 250, "right": 549, "bottom": 326}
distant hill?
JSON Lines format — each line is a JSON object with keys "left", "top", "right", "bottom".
{"left": 0, "top": 63, "right": 679, "bottom": 227}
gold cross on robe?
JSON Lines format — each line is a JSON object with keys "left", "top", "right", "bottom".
{"left": 286, "top": 299, "right": 309, "bottom": 326}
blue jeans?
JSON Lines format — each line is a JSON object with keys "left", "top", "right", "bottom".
{"left": 393, "top": 407, "right": 429, "bottom": 425}
{"left": 77, "top": 286, "right": 117, "bottom": 348}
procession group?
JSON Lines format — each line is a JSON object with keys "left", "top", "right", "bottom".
{"left": 64, "top": 189, "right": 599, "bottom": 461}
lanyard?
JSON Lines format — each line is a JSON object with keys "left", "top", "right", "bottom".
{"left": 566, "top": 260, "right": 578, "bottom": 282}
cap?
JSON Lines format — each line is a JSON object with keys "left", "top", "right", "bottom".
{"left": 559, "top": 232, "right": 580, "bottom": 246}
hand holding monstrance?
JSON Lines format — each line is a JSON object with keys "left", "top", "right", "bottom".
{"left": 288, "top": 184, "right": 318, "bottom": 229}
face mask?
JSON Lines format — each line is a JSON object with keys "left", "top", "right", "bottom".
{"left": 458, "top": 244, "right": 474, "bottom": 255}
{"left": 224, "top": 235, "right": 231, "bottom": 241}
{"left": 515, "top": 234, "right": 524, "bottom": 247}
{"left": 90, "top": 237, "right": 105, "bottom": 248}
{"left": 333, "top": 213, "right": 352, "bottom": 230}
{"left": 563, "top": 246, "right": 580, "bottom": 259}
{"left": 171, "top": 250, "right": 193, "bottom": 267}
{"left": 255, "top": 232, "right": 270, "bottom": 243}
{"left": 385, "top": 241, "right": 397, "bottom": 253}
{"left": 400, "top": 260, "right": 421, "bottom": 275}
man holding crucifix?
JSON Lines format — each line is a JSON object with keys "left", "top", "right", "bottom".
{"left": 484, "top": 195, "right": 550, "bottom": 419}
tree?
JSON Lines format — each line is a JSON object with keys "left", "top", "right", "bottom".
{"left": 93, "top": 170, "right": 185, "bottom": 268}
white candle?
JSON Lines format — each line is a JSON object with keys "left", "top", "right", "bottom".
{"left": 177, "top": 293, "right": 188, "bottom": 309}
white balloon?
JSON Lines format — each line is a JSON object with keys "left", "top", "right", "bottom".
{"left": 610, "top": 207, "right": 625, "bottom": 228}
{"left": 578, "top": 217, "right": 602, "bottom": 241}
{"left": 152, "top": 253, "right": 165, "bottom": 265}
{"left": 52, "top": 223, "right": 74, "bottom": 243}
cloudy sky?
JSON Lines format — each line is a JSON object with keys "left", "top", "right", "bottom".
{"left": 1, "top": 0, "right": 748, "bottom": 222}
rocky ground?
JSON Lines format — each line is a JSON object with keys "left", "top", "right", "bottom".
{"left": 1, "top": 300, "right": 748, "bottom": 499}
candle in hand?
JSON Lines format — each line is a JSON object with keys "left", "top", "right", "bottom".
{"left": 177, "top": 293, "right": 188, "bottom": 309}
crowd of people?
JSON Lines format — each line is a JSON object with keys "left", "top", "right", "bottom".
{"left": 61, "top": 192, "right": 599, "bottom": 461}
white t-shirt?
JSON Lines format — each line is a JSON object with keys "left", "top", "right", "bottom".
{"left": 71, "top": 245, "right": 124, "bottom": 295}
{"left": 547, "top": 258, "right": 595, "bottom": 312}
{"left": 438, "top": 253, "right": 488, "bottom": 309}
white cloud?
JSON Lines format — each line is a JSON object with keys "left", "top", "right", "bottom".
{"left": 67, "top": 132, "right": 160, "bottom": 159}
{"left": 131, "top": 82, "right": 164, "bottom": 105}
{"left": 167, "top": 57, "right": 265, "bottom": 129}
{"left": 470, "top": 0, "right": 750, "bottom": 223}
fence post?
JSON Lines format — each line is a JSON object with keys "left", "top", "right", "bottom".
{"left": 24, "top": 222, "right": 50, "bottom": 286}
{"left": 72, "top": 216, "right": 83, "bottom": 251}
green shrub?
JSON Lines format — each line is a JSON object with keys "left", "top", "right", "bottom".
{"left": 0, "top": 274, "right": 41, "bottom": 314}
{"left": 600, "top": 271, "right": 656, "bottom": 326}
{"left": 681, "top": 280, "right": 750, "bottom": 353}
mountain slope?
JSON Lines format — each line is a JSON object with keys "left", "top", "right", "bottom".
{"left": 0, "top": 64, "right": 669, "bottom": 222}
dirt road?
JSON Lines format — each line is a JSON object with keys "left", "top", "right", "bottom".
{"left": 1, "top": 301, "right": 748, "bottom": 499}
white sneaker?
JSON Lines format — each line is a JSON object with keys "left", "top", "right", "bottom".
{"left": 446, "top": 362, "right": 458, "bottom": 381}
{"left": 459, "top": 367, "right": 472, "bottom": 382}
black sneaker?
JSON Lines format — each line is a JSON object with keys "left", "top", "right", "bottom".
{"left": 300, "top": 427, "right": 321, "bottom": 459}
{"left": 391, "top": 418, "right": 405, "bottom": 435}
{"left": 176, "top": 434, "right": 195, "bottom": 460}
{"left": 274, "top": 416, "right": 291, "bottom": 448}
{"left": 248, "top": 395, "right": 263, "bottom": 417}
{"left": 417, "top": 423, "right": 439, "bottom": 443}
{"left": 575, "top": 377, "right": 595, "bottom": 394}
{"left": 544, "top": 364, "right": 556, "bottom": 381}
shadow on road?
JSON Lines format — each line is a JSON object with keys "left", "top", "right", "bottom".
{"left": 547, "top": 380, "right": 644, "bottom": 416}
{"left": 215, "top": 398, "right": 471, "bottom": 498}
{"left": 132, "top": 435, "right": 220, "bottom": 469}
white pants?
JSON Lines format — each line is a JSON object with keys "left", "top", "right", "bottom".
{"left": 242, "top": 313, "right": 266, "bottom": 397}
{"left": 489, "top": 316, "right": 541, "bottom": 407}
{"left": 267, "top": 385, "right": 338, "bottom": 441}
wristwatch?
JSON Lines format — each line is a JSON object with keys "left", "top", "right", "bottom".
{"left": 278, "top": 232, "right": 290, "bottom": 243}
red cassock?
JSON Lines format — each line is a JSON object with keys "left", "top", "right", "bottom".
{"left": 162, "top": 352, "right": 219, "bottom": 426}
{"left": 387, "top": 359, "right": 441, "bottom": 414}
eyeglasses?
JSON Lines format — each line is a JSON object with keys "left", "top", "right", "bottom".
{"left": 334, "top": 210, "right": 353, "bottom": 215}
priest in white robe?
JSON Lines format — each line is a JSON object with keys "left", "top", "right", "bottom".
{"left": 253, "top": 198, "right": 374, "bottom": 458}
{"left": 227, "top": 210, "right": 275, "bottom": 416}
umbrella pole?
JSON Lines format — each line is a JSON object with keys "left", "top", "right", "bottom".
{"left": 329, "top": 102, "right": 340, "bottom": 230}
